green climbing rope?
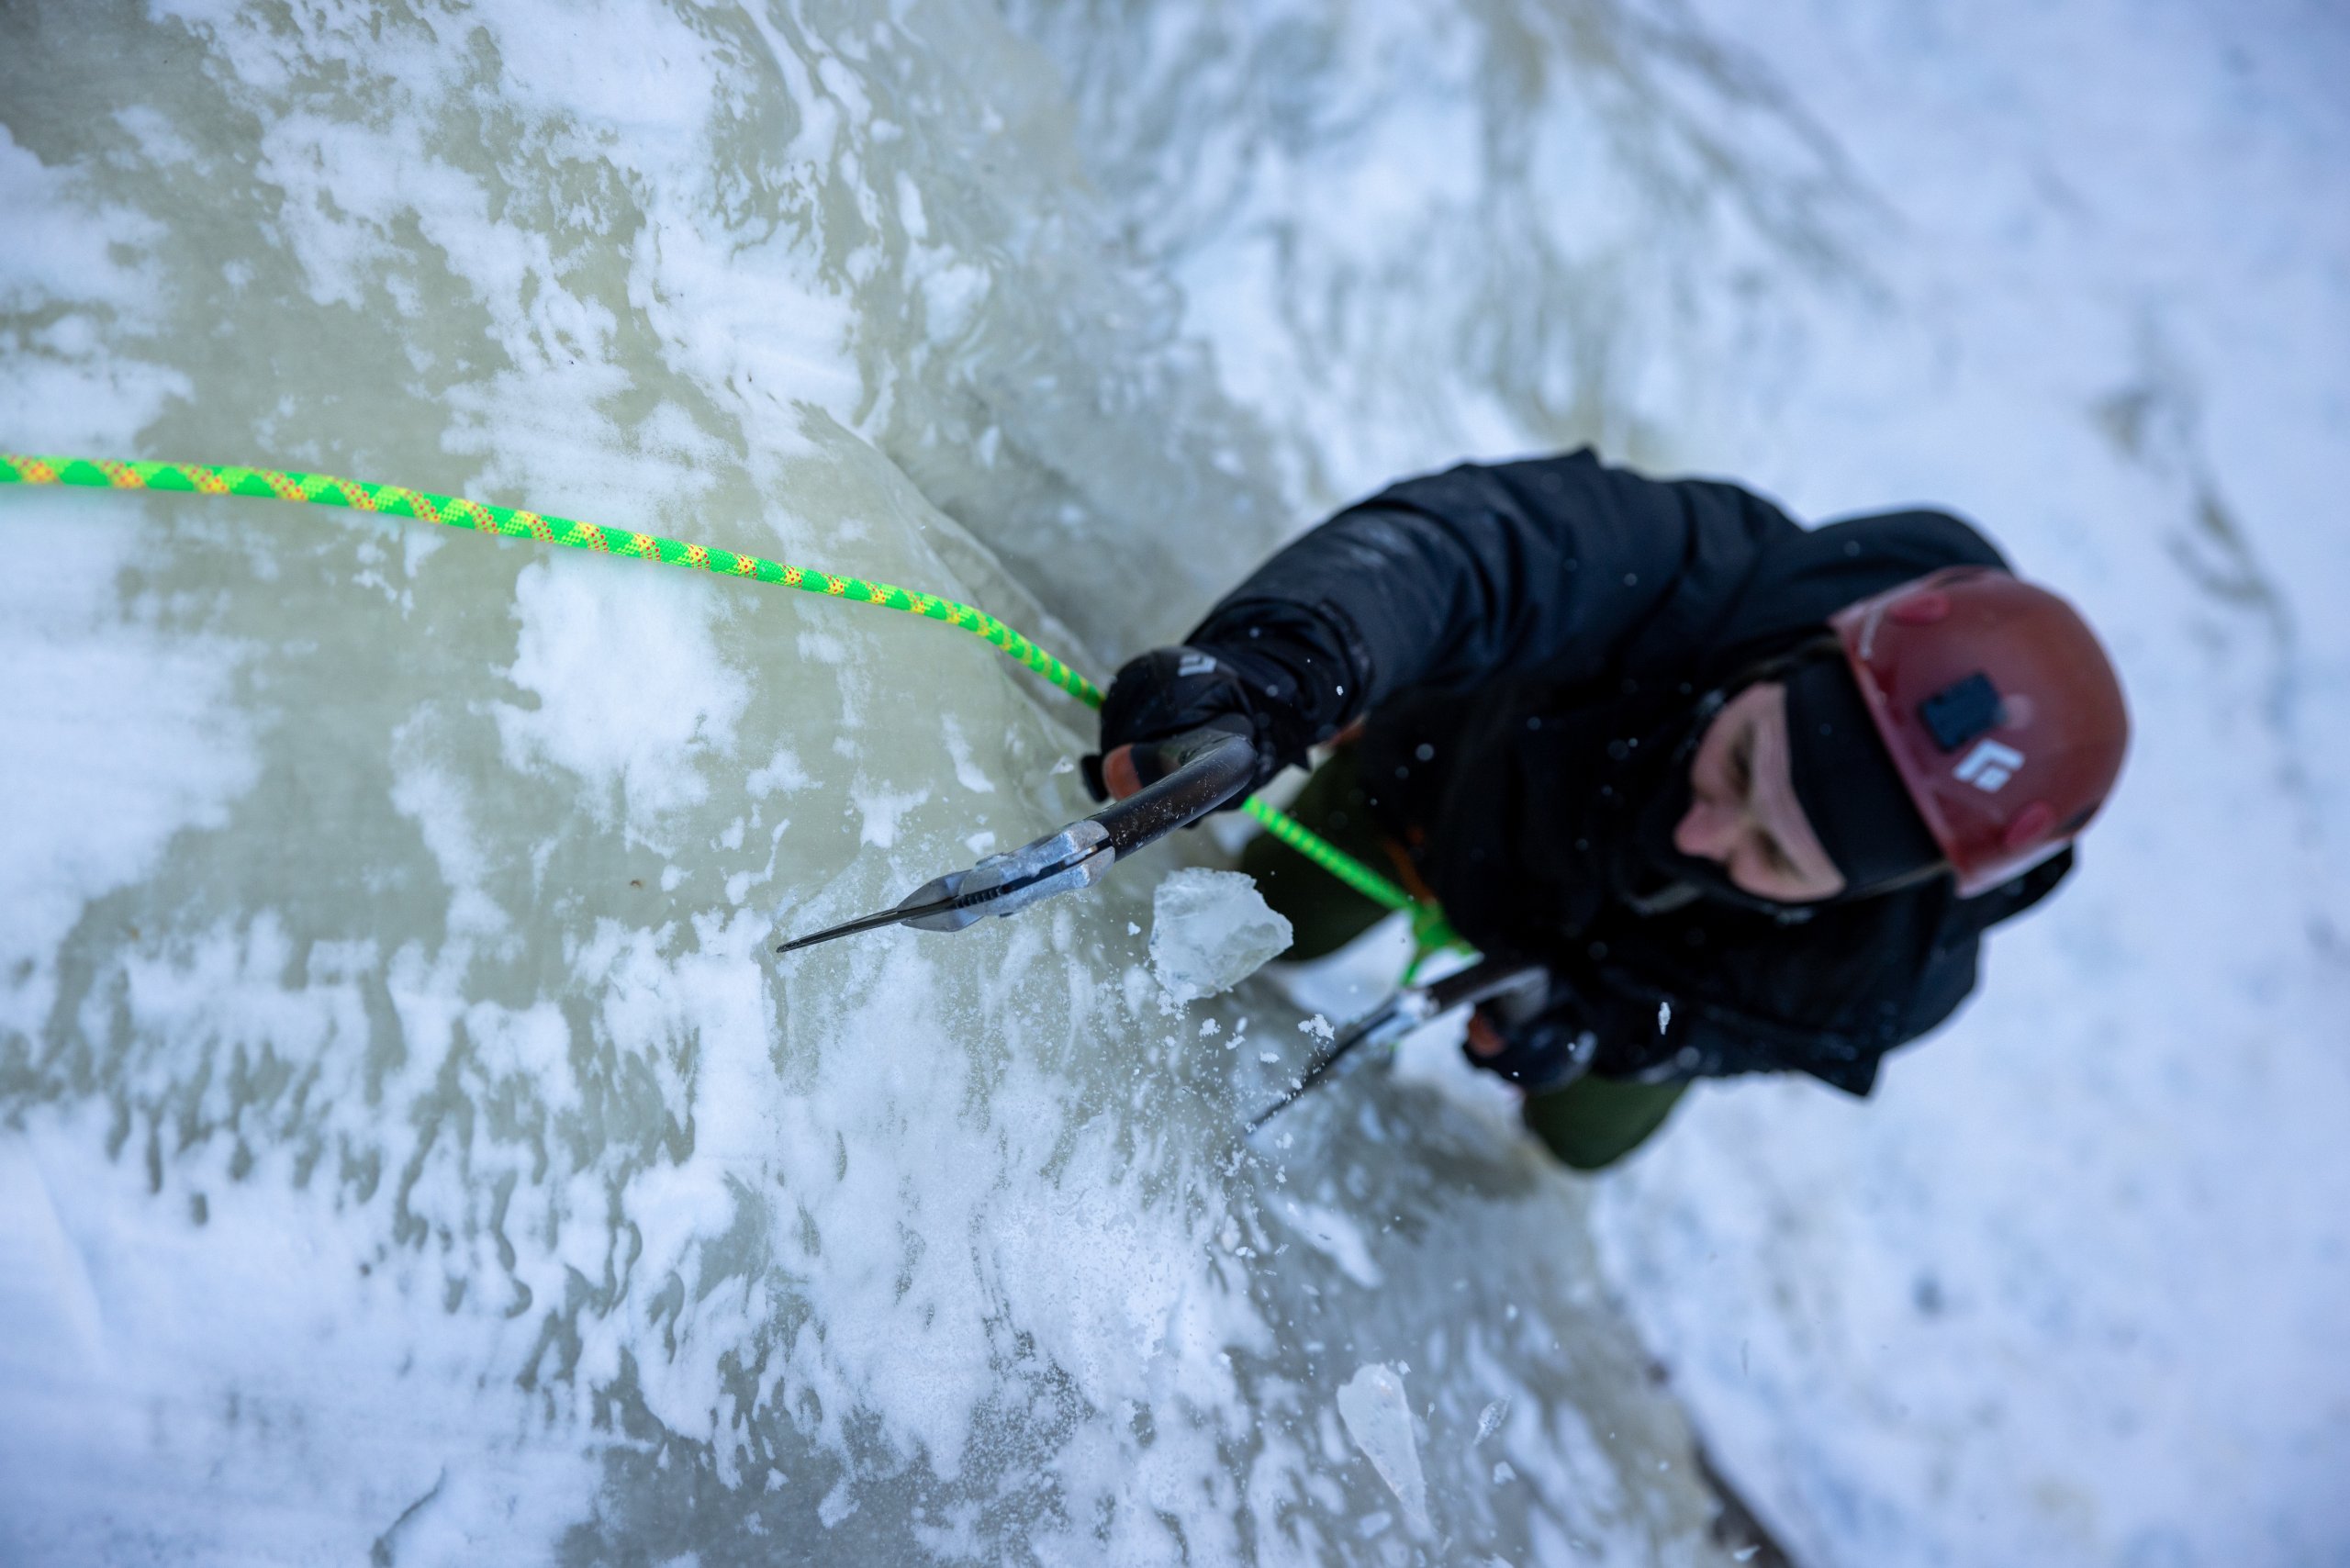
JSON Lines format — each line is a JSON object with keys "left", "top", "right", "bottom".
{"left": 1240, "top": 792, "right": 1460, "bottom": 971}
{"left": 0, "top": 454, "right": 1097, "bottom": 703}
{"left": 1238, "top": 797, "right": 1413, "bottom": 912}
{"left": 2, "top": 450, "right": 1456, "bottom": 949}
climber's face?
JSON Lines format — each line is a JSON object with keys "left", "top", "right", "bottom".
{"left": 1673, "top": 681, "right": 1845, "bottom": 904}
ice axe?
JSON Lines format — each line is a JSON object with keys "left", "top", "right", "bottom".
{"left": 778, "top": 724, "right": 1258, "bottom": 952}
{"left": 1246, "top": 957, "right": 1549, "bottom": 1134}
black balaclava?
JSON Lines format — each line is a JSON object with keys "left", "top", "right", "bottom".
{"left": 1779, "top": 655, "right": 1944, "bottom": 898}
{"left": 1626, "top": 696, "right": 1793, "bottom": 917}
{"left": 1616, "top": 653, "right": 1944, "bottom": 916}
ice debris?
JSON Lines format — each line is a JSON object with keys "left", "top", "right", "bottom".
{"left": 1149, "top": 867, "right": 1292, "bottom": 1002}
{"left": 1337, "top": 1362, "right": 1430, "bottom": 1534}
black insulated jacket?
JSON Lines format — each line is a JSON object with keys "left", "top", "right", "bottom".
{"left": 1190, "top": 449, "right": 2072, "bottom": 1096}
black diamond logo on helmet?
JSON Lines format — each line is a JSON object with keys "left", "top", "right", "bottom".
{"left": 1920, "top": 671, "right": 2006, "bottom": 752}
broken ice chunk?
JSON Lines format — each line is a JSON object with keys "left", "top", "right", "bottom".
{"left": 1337, "top": 1362, "right": 1430, "bottom": 1535}
{"left": 1149, "top": 868, "right": 1292, "bottom": 1002}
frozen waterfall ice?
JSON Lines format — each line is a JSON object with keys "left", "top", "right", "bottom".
{"left": 10, "top": 0, "right": 2342, "bottom": 1562}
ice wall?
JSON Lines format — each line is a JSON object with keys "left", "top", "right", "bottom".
{"left": 0, "top": 2, "right": 1751, "bottom": 1563}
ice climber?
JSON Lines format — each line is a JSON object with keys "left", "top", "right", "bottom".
{"left": 1091, "top": 451, "right": 2130, "bottom": 1170}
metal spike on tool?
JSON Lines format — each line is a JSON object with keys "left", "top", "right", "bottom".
{"left": 778, "top": 724, "right": 1258, "bottom": 953}
{"left": 776, "top": 820, "right": 1115, "bottom": 950}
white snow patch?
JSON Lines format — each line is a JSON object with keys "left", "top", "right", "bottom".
{"left": 0, "top": 502, "right": 257, "bottom": 1037}
{"left": 1276, "top": 1200, "right": 1382, "bottom": 1289}
{"left": 851, "top": 782, "right": 930, "bottom": 848}
{"left": 746, "top": 747, "right": 813, "bottom": 798}
{"left": 496, "top": 558, "right": 748, "bottom": 830}
{"left": 938, "top": 714, "right": 997, "bottom": 793}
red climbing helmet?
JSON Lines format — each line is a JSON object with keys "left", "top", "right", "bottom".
{"left": 1830, "top": 566, "right": 2129, "bottom": 897}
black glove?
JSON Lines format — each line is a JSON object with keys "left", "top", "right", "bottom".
{"left": 1463, "top": 984, "right": 1598, "bottom": 1093}
{"left": 1085, "top": 644, "right": 1319, "bottom": 805}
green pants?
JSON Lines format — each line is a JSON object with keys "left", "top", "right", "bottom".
{"left": 1243, "top": 751, "right": 1688, "bottom": 1171}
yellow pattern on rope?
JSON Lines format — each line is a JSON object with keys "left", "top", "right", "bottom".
{"left": 1, "top": 453, "right": 1102, "bottom": 704}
